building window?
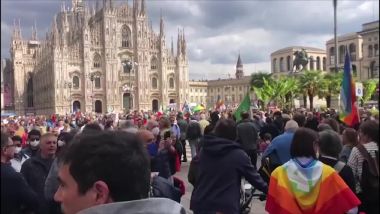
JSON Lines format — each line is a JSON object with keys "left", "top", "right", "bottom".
{"left": 73, "top": 76, "right": 79, "bottom": 88}
{"left": 322, "top": 57, "right": 326, "bottom": 71}
{"left": 239, "top": 94, "right": 243, "bottom": 102}
{"left": 375, "top": 44, "right": 379, "bottom": 56}
{"left": 217, "top": 88, "right": 220, "bottom": 92}
{"left": 94, "top": 77, "right": 101, "bottom": 88}
{"left": 152, "top": 77, "right": 158, "bottom": 89}
{"left": 150, "top": 57, "right": 158, "bottom": 70}
{"left": 316, "top": 57, "right": 321, "bottom": 70}
{"left": 272, "top": 58, "right": 277, "bottom": 73}
{"left": 309, "top": 56, "right": 314, "bottom": 70}
{"left": 287, "top": 55, "right": 291, "bottom": 71}
{"left": 93, "top": 53, "right": 101, "bottom": 68}
{"left": 339, "top": 45, "right": 345, "bottom": 64}
{"left": 169, "top": 77, "right": 174, "bottom": 89}
{"left": 191, "top": 96, "right": 193, "bottom": 102}
{"left": 232, "top": 95, "right": 235, "bottom": 102}
{"left": 370, "top": 61, "right": 378, "bottom": 78}
{"left": 210, "top": 89, "right": 213, "bottom": 93}
{"left": 121, "top": 25, "right": 132, "bottom": 48}
{"left": 329, "top": 47, "right": 335, "bottom": 65}
{"left": 279, "top": 57, "right": 285, "bottom": 72}
{"left": 349, "top": 43, "right": 356, "bottom": 61}
{"left": 368, "top": 45, "right": 373, "bottom": 57}
{"left": 232, "top": 87, "right": 234, "bottom": 91}
{"left": 239, "top": 86, "right": 242, "bottom": 91}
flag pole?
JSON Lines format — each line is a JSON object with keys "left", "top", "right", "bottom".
{"left": 333, "top": 0, "right": 339, "bottom": 72}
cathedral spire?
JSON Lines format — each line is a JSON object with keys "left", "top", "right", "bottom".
{"left": 133, "top": 0, "right": 139, "bottom": 17}
{"left": 96, "top": 0, "right": 100, "bottom": 11}
{"left": 140, "top": 0, "right": 146, "bottom": 16}
{"left": 171, "top": 36, "right": 174, "bottom": 56}
{"left": 159, "top": 10, "right": 164, "bottom": 37}
{"left": 31, "top": 20, "right": 37, "bottom": 40}
{"left": 177, "top": 28, "right": 182, "bottom": 57}
{"left": 181, "top": 27, "right": 186, "bottom": 56}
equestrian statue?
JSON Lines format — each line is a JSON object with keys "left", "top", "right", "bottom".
{"left": 293, "top": 48, "right": 309, "bottom": 72}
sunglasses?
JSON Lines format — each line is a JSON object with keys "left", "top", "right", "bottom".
{"left": 29, "top": 138, "right": 40, "bottom": 141}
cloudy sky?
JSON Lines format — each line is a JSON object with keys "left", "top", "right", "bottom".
{"left": 1, "top": 0, "right": 379, "bottom": 80}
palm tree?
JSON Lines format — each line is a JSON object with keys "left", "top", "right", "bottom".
{"left": 250, "top": 72, "right": 273, "bottom": 89}
{"left": 298, "top": 70, "right": 323, "bottom": 110}
{"left": 318, "top": 72, "right": 343, "bottom": 108}
{"left": 360, "top": 79, "right": 379, "bottom": 106}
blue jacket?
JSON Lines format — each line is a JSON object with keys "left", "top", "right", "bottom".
{"left": 262, "top": 131, "right": 295, "bottom": 165}
{"left": 190, "top": 135, "right": 268, "bottom": 214}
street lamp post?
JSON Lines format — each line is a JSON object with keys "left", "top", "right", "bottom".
{"left": 64, "top": 82, "right": 73, "bottom": 113}
{"left": 85, "top": 73, "right": 97, "bottom": 112}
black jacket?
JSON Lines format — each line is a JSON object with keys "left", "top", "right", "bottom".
{"left": 190, "top": 135, "right": 268, "bottom": 214}
{"left": 259, "top": 123, "right": 280, "bottom": 140}
{"left": 186, "top": 121, "right": 202, "bottom": 140}
{"left": 20, "top": 153, "right": 54, "bottom": 214}
{"left": 1, "top": 162, "right": 39, "bottom": 214}
{"left": 319, "top": 156, "right": 356, "bottom": 193}
{"left": 236, "top": 119, "right": 259, "bottom": 151}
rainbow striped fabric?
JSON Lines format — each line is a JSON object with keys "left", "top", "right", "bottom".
{"left": 266, "top": 159, "right": 360, "bottom": 214}
{"left": 339, "top": 48, "right": 360, "bottom": 127}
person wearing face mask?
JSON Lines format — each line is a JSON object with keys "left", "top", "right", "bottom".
{"left": 10, "top": 135, "right": 28, "bottom": 172}
{"left": 21, "top": 132, "right": 58, "bottom": 214}
{"left": 1, "top": 131, "right": 39, "bottom": 214}
{"left": 20, "top": 129, "right": 41, "bottom": 160}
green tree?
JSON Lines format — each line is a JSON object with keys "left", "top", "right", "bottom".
{"left": 250, "top": 72, "right": 273, "bottom": 89}
{"left": 318, "top": 72, "right": 343, "bottom": 108}
{"left": 298, "top": 70, "right": 323, "bottom": 110}
{"left": 360, "top": 79, "right": 379, "bottom": 105}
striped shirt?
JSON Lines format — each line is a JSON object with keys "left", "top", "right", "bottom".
{"left": 347, "top": 142, "right": 378, "bottom": 193}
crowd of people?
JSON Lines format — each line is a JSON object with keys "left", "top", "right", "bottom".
{"left": 1, "top": 107, "right": 379, "bottom": 214}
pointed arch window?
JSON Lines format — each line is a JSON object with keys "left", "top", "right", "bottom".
{"left": 339, "top": 45, "right": 345, "bottom": 64}
{"left": 323, "top": 57, "right": 327, "bottom": 71}
{"left": 279, "top": 57, "right": 285, "bottom": 72}
{"left": 27, "top": 75, "right": 34, "bottom": 107}
{"left": 374, "top": 44, "right": 379, "bottom": 56}
{"left": 95, "top": 77, "right": 101, "bottom": 88}
{"left": 93, "top": 53, "right": 101, "bottom": 68}
{"left": 121, "top": 25, "right": 131, "bottom": 48}
{"left": 152, "top": 77, "right": 158, "bottom": 89}
{"left": 169, "top": 77, "right": 174, "bottom": 89}
{"left": 73, "top": 76, "right": 79, "bottom": 89}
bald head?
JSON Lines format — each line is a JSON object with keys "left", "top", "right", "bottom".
{"left": 137, "top": 130, "right": 155, "bottom": 145}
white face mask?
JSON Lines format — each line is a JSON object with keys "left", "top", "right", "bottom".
{"left": 57, "top": 140, "right": 65, "bottom": 147}
{"left": 30, "top": 140, "right": 39, "bottom": 147}
{"left": 14, "top": 147, "right": 22, "bottom": 154}
{"left": 152, "top": 127, "right": 160, "bottom": 136}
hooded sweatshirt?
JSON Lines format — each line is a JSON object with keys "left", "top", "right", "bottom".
{"left": 77, "top": 198, "right": 186, "bottom": 214}
{"left": 190, "top": 135, "right": 268, "bottom": 214}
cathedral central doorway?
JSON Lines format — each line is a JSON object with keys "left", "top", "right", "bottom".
{"left": 123, "top": 93, "right": 132, "bottom": 110}
{"left": 152, "top": 99, "right": 159, "bottom": 112}
{"left": 72, "top": 101, "right": 81, "bottom": 112}
{"left": 95, "top": 100, "right": 102, "bottom": 113}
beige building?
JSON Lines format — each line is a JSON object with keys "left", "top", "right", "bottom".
{"left": 188, "top": 81, "right": 208, "bottom": 106}
{"left": 326, "top": 20, "right": 379, "bottom": 80}
{"left": 188, "top": 55, "right": 251, "bottom": 109}
{"left": 270, "top": 46, "right": 327, "bottom": 77}
{"left": 10, "top": 0, "right": 189, "bottom": 115}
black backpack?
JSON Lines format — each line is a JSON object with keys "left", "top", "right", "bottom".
{"left": 150, "top": 176, "right": 182, "bottom": 203}
{"left": 356, "top": 144, "right": 379, "bottom": 202}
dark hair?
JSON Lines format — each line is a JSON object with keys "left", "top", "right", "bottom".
{"left": 318, "top": 130, "right": 342, "bottom": 158}
{"left": 214, "top": 119, "right": 236, "bottom": 141}
{"left": 62, "top": 131, "right": 150, "bottom": 201}
{"left": 241, "top": 111, "right": 250, "bottom": 120}
{"left": 293, "top": 113, "right": 306, "bottom": 127}
{"left": 321, "top": 118, "right": 340, "bottom": 133}
{"left": 317, "top": 123, "right": 332, "bottom": 132}
{"left": 263, "top": 133, "right": 272, "bottom": 141}
{"left": 82, "top": 123, "right": 102, "bottom": 134}
{"left": 210, "top": 111, "right": 220, "bottom": 125}
{"left": 290, "top": 128, "right": 318, "bottom": 159}
{"left": 359, "top": 120, "right": 379, "bottom": 144}
{"left": 265, "top": 117, "right": 273, "bottom": 124}
{"left": 11, "top": 135, "right": 22, "bottom": 142}
{"left": 28, "top": 129, "right": 41, "bottom": 138}
{"left": 1, "top": 131, "right": 10, "bottom": 149}
{"left": 342, "top": 128, "right": 358, "bottom": 146}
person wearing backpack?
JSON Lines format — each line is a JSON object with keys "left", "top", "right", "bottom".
{"left": 348, "top": 120, "right": 379, "bottom": 214}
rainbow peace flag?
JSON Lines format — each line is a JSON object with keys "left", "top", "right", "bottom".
{"left": 339, "top": 48, "right": 360, "bottom": 127}
{"left": 266, "top": 159, "right": 360, "bottom": 214}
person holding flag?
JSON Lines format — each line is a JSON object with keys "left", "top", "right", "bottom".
{"left": 339, "top": 47, "right": 360, "bottom": 128}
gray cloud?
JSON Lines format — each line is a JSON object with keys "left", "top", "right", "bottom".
{"left": 1, "top": 0, "right": 379, "bottom": 79}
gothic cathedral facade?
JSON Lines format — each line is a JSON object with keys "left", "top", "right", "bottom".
{"left": 10, "top": 0, "right": 189, "bottom": 115}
